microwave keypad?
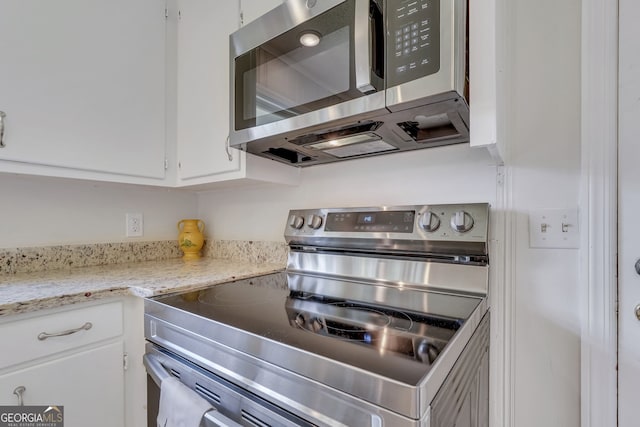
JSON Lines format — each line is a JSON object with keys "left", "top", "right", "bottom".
{"left": 387, "top": 0, "right": 440, "bottom": 87}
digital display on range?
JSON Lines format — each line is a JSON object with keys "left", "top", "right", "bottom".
{"left": 358, "top": 214, "right": 376, "bottom": 224}
{"left": 326, "top": 211, "right": 415, "bottom": 233}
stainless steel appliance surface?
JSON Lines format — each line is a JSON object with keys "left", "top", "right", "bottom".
{"left": 144, "top": 203, "right": 490, "bottom": 427}
{"left": 229, "top": 0, "right": 469, "bottom": 167}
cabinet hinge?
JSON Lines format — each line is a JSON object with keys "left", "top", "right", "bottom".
{"left": 123, "top": 352, "right": 129, "bottom": 371}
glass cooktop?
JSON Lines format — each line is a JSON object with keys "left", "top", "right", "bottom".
{"left": 150, "top": 271, "right": 483, "bottom": 385}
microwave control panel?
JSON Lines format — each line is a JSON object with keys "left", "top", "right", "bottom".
{"left": 387, "top": 0, "right": 441, "bottom": 87}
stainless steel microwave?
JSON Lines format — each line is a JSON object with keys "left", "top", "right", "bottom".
{"left": 229, "top": 0, "right": 469, "bottom": 166}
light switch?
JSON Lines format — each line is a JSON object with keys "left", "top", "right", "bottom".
{"left": 528, "top": 208, "right": 579, "bottom": 249}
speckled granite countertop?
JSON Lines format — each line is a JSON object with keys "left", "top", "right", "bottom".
{"left": 0, "top": 257, "right": 285, "bottom": 317}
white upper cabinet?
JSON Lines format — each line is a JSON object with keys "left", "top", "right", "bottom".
{"left": 0, "top": 0, "right": 168, "bottom": 185}
{"left": 174, "top": 0, "right": 242, "bottom": 183}
{"left": 240, "top": 0, "right": 283, "bottom": 25}
{"left": 469, "top": 0, "right": 503, "bottom": 163}
{"left": 174, "top": 0, "right": 298, "bottom": 188}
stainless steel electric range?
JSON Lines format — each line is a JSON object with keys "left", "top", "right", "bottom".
{"left": 144, "top": 203, "right": 490, "bottom": 427}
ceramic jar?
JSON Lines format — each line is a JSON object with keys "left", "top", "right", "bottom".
{"left": 177, "top": 219, "right": 205, "bottom": 260}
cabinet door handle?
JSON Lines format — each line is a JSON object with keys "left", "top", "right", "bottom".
{"left": 225, "top": 134, "right": 233, "bottom": 162}
{"left": 37, "top": 322, "right": 92, "bottom": 340}
{"left": 0, "top": 111, "right": 6, "bottom": 147}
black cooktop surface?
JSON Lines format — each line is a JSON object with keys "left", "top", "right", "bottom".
{"left": 150, "top": 272, "right": 483, "bottom": 385}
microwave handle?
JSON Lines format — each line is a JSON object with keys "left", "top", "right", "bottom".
{"left": 354, "top": 0, "right": 375, "bottom": 93}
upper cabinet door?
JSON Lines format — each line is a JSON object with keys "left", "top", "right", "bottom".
{"left": 175, "top": 0, "right": 242, "bottom": 181}
{"left": 0, "top": 0, "right": 167, "bottom": 181}
{"left": 175, "top": 0, "right": 298, "bottom": 187}
{"left": 240, "top": 0, "right": 283, "bottom": 25}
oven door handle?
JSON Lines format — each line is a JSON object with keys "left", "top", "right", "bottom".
{"left": 143, "top": 353, "right": 170, "bottom": 387}
{"left": 202, "top": 411, "right": 242, "bottom": 427}
{"left": 143, "top": 354, "right": 242, "bottom": 427}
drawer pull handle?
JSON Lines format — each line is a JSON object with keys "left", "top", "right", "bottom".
{"left": 37, "top": 322, "right": 93, "bottom": 341}
{"left": 0, "top": 111, "right": 6, "bottom": 148}
{"left": 13, "top": 386, "right": 25, "bottom": 406}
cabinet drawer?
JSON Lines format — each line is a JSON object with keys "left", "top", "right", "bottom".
{"left": 0, "top": 341, "right": 125, "bottom": 426}
{"left": 0, "top": 301, "right": 123, "bottom": 370}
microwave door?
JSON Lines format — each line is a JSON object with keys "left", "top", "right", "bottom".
{"left": 229, "top": 0, "right": 385, "bottom": 148}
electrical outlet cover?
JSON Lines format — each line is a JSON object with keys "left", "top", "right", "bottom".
{"left": 126, "top": 213, "right": 143, "bottom": 237}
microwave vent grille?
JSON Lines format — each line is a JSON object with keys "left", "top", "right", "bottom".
{"left": 288, "top": 121, "right": 383, "bottom": 146}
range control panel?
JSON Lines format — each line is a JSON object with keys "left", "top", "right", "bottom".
{"left": 284, "top": 203, "right": 490, "bottom": 244}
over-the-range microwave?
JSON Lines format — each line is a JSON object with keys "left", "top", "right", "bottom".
{"left": 229, "top": 0, "right": 468, "bottom": 167}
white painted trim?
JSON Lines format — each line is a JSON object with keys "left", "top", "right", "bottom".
{"left": 580, "top": 0, "right": 618, "bottom": 426}
{"left": 490, "top": 164, "right": 515, "bottom": 427}
{"left": 491, "top": 0, "right": 514, "bottom": 423}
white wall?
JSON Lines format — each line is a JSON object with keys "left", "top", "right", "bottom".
{"left": 196, "top": 144, "right": 498, "bottom": 242}
{"left": 504, "top": 0, "right": 582, "bottom": 425}
{"left": 0, "top": 173, "right": 198, "bottom": 248}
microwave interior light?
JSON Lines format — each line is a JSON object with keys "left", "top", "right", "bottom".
{"left": 308, "top": 133, "right": 381, "bottom": 150}
{"left": 299, "top": 31, "right": 321, "bottom": 47}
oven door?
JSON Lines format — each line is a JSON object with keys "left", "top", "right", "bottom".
{"left": 229, "top": 0, "right": 385, "bottom": 147}
{"left": 144, "top": 345, "right": 314, "bottom": 427}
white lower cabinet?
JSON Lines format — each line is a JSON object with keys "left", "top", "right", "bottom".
{"left": 0, "top": 299, "right": 144, "bottom": 427}
{"left": 0, "top": 342, "right": 124, "bottom": 427}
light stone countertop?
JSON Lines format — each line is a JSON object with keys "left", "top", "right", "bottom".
{"left": 0, "top": 257, "right": 285, "bottom": 317}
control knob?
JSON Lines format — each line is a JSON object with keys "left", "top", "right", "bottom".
{"left": 417, "top": 340, "right": 440, "bottom": 365}
{"left": 306, "top": 214, "right": 323, "bottom": 230}
{"left": 450, "top": 210, "right": 474, "bottom": 233}
{"left": 419, "top": 211, "right": 440, "bottom": 232}
{"left": 289, "top": 214, "right": 304, "bottom": 229}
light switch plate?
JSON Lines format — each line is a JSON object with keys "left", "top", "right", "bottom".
{"left": 529, "top": 208, "right": 579, "bottom": 249}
